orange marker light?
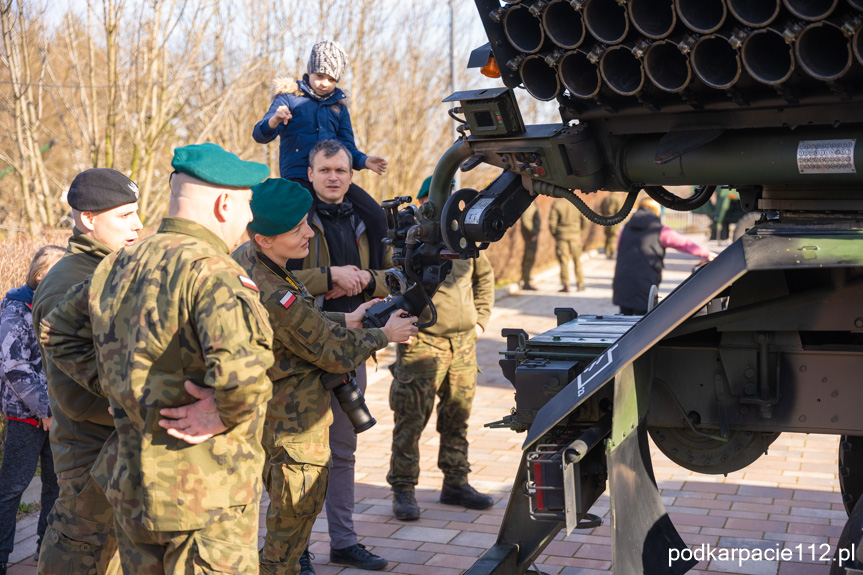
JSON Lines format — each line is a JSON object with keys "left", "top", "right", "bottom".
{"left": 481, "top": 55, "right": 501, "bottom": 78}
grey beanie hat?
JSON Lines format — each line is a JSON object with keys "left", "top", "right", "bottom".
{"left": 307, "top": 40, "right": 348, "bottom": 82}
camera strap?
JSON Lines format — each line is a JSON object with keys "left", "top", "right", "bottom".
{"left": 257, "top": 252, "right": 303, "bottom": 293}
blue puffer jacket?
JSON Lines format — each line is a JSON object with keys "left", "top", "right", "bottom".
{"left": 252, "top": 76, "right": 369, "bottom": 179}
{"left": 0, "top": 286, "right": 51, "bottom": 420}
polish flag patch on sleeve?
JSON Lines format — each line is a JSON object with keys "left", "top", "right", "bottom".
{"left": 238, "top": 275, "right": 259, "bottom": 291}
{"left": 280, "top": 292, "right": 297, "bottom": 309}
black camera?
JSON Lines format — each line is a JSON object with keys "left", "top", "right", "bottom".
{"left": 321, "top": 371, "right": 376, "bottom": 433}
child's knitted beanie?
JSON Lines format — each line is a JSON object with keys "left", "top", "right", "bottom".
{"left": 307, "top": 40, "right": 348, "bottom": 82}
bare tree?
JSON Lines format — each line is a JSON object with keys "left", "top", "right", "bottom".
{"left": 0, "top": 0, "right": 56, "bottom": 232}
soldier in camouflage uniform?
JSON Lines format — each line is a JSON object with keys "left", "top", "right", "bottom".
{"left": 39, "top": 144, "right": 275, "bottom": 574}
{"left": 519, "top": 201, "right": 540, "bottom": 290}
{"left": 232, "top": 178, "right": 418, "bottom": 575}
{"left": 549, "top": 197, "right": 588, "bottom": 292}
{"left": 32, "top": 168, "right": 144, "bottom": 575}
{"left": 600, "top": 194, "right": 622, "bottom": 259}
{"left": 388, "top": 186, "right": 496, "bottom": 521}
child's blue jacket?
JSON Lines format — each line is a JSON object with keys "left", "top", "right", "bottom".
{"left": 252, "top": 78, "right": 369, "bottom": 179}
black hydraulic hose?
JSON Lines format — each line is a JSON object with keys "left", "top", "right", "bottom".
{"left": 644, "top": 185, "right": 715, "bottom": 211}
{"left": 532, "top": 180, "right": 638, "bottom": 225}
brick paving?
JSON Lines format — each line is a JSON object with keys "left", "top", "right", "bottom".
{"left": 8, "top": 240, "right": 847, "bottom": 574}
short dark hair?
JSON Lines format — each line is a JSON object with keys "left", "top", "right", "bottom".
{"left": 308, "top": 140, "right": 351, "bottom": 169}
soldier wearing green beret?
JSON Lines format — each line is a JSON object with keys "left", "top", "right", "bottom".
{"left": 32, "top": 168, "right": 143, "bottom": 575}
{"left": 232, "top": 178, "right": 418, "bottom": 575}
{"left": 40, "top": 143, "right": 276, "bottom": 573}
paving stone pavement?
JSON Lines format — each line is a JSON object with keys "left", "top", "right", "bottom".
{"left": 8, "top": 237, "right": 845, "bottom": 575}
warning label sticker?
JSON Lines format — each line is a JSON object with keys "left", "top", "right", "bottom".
{"left": 797, "top": 139, "right": 856, "bottom": 174}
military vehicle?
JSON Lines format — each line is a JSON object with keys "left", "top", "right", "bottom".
{"left": 364, "top": 1, "right": 863, "bottom": 573}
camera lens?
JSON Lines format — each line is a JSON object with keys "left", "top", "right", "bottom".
{"left": 332, "top": 379, "right": 376, "bottom": 433}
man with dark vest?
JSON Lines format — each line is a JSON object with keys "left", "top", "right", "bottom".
{"left": 612, "top": 197, "right": 717, "bottom": 315}
{"left": 287, "top": 140, "right": 392, "bottom": 572}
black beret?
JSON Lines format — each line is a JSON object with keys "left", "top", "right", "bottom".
{"left": 67, "top": 169, "right": 140, "bottom": 212}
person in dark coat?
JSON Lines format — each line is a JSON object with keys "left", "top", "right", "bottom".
{"left": 613, "top": 198, "right": 717, "bottom": 315}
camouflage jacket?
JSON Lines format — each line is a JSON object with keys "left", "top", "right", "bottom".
{"left": 40, "top": 218, "right": 275, "bottom": 531}
{"left": 549, "top": 198, "right": 587, "bottom": 240}
{"left": 600, "top": 193, "right": 622, "bottom": 217}
{"left": 32, "top": 231, "right": 114, "bottom": 474}
{"left": 520, "top": 202, "right": 541, "bottom": 239}
{"left": 233, "top": 241, "right": 388, "bottom": 466}
{"left": 419, "top": 253, "right": 494, "bottom": 339}
{"left": 0, "top": 290, "right": 51, "bottom": 420}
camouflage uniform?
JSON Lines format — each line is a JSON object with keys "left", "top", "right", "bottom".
{"left": 549, "top": 198, "right": 587, "bottom": 290}
{"left": 40, "top": 218, "right": 274, "bottom": 574}
{"left": 233, "top": 242, "right": 388, "bottom": 575}
{"left": 387, "top": 254, "right": 494, "bottom": 491}
{"left": 520, "top": 202, "right": 541, "bottom": 286}
{"left": 600, "top": 194, "right": 622, "bottom": 259}
{"left": 31, "top": 232, "right": 120, "bottom": 575}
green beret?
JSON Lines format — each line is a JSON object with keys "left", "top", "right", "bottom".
{"left": 417, "top": 175, "right": 456, "bottom": 200}
{"left": 417, "top": 176, "right": 432, "bottom": 199}
{"left": 171, "top": 143, "right": 270, "bottom": 187}
{"left": 248, "top": 178, "right": 313, "bottom": 236}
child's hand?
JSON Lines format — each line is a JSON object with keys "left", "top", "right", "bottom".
{"left": 365, "top": 156, "right": 388, "bottom": 175}
{"left": 267, "top": 105, "right": 292, "bottom": 129}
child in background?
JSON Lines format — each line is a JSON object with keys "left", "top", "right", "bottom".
{"left": 253, "top": 40, "right": 387, "bottom": 249}
{"left": 0, "top": 245, "right": 64, "bottom": 574}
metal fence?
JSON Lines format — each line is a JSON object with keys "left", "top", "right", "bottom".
{"left": 661, "top": 210, "right": 712, "bottom": 234}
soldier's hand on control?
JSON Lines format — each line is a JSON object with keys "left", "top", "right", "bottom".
{"left": 365, "top": 156, "right": 388, "bottom": 175}
{"left": 331, "top": 265, "right": 365, "bottom": 297}
{"left": 267, "top": 105, "right": 292, "bottom": 129}
{"left": 345, "top": 298, "right": 381, "bottom": 328}
{"left": 381, "top": 309, "right": 419, "bottom": 343}
{"left": 158, "top": 380, "right": 228, "bottom": 444}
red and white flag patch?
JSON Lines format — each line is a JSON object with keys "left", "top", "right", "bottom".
{"left": 280, "top": 292, "right": 297, "bottom": 309}
{"left": 238, "top": 275, "right": 259, "bottom": 291}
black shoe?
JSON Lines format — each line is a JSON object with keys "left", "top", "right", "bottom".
{"left": 0, "top": 562, "right": 7, "bottom": 575}
{"left": 392, "top": 491, "right": 420, "bottom": 521}
{"left": 298, "top": 548, "right": 315, "bottom": 575}
{"left": 522, "top": 282, "right": 536, "bottom": 291}
{"left": 330, "top": 544, "right": 388, "bottom": 570}
{"left": 440, "top": 483, "right": 494, "bottom": 510}
{"left": 559, "top": 286, "right": 570, "bottom": 293}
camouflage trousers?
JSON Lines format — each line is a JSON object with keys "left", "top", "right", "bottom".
{"left": 112, "top": 503, "right": 259, "bottom": 574}
{"left": 521, "top": 237, "right": 537, "bottom": 284}
{"left": 387, "top": 330, "right": 477, "bottom": 491}
{"left": 604, "top": 225, "right": 619, "bottom": 258}
{"left": 38, "top": 464, "right": 120, "bottom": 575}
{"left": 555, "top": 238, "right": 584, "bottom": 289}
{"left": 260, "top": 448, "right": 329, "bottom": 575}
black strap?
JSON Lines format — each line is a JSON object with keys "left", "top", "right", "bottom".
{"left": 257, "top": 252, "right": 302, "bottom": 292}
